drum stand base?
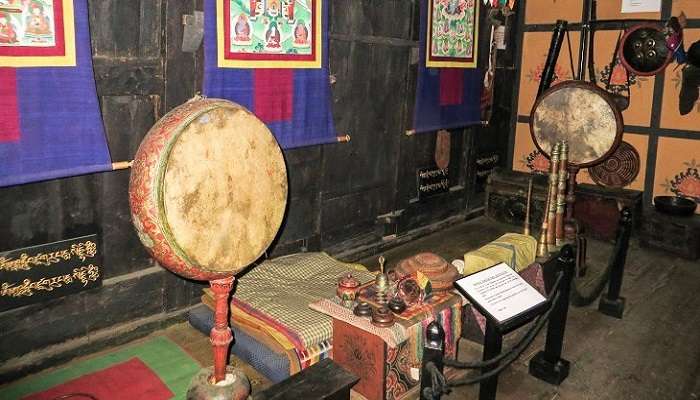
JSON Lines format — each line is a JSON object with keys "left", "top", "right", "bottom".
{"left": 186, "top": 366, "right": 250, "bottom": 400}
{"left": 186, "top": 277, "right": 251, "bottom": 400}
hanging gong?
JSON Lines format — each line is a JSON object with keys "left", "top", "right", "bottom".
{"left": 589, "top": 141, "right": 640, "bottom": 188}
{"left": 530, "top": 81, "right": 624, "bottom": 168}
{"left": 619, "top": 23, "right": 672, "bottom": 77}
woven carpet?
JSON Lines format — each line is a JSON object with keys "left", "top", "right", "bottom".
{"left": 0, "top": 336, "right": 201, "bottom": 400}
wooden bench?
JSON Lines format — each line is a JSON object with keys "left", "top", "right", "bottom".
{"left": 253, "top": 359, "right": 358, "bottom": 400}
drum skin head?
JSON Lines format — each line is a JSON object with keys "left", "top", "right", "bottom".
{"left": 161, "top": 106, "right": 287, "bottom": 273}
{"left": 530, "top": 81, "right": 623, "bottom": 168}
{"left": 129, "top": 99, "right": 288, "bottom": 281}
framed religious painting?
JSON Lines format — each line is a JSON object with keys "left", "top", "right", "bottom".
{"left": 217, "top": 0, "right": 322, "bottom": 69}
{"left": 426, "top": 0, "right": 479, "bottom": 68}
{"left": 0, "top": 0, "right": 75, "bottom": 67}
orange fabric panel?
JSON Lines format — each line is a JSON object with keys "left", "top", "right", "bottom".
{"left": 597, "top": 0, "right": 661, "bottom": 20}
{"left": 525, "top": 0, "right": 583, "bottom": 25}
{"left": 518, "top": 31, "right": 580, "bottom": 117}
{"left": 673, "top": 0, "right": 700, "bottom": 18}
{"left": 589, "top": 30, "right": 656, "bottom": 127}
{"left": 654, "top": 138, "right": 700, "bottom": 213}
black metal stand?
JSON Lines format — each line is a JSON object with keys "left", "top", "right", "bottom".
{"left": 420, "top": 245, "right": 578, "bottom": 400}
{"left": 598, "top": 208, "right": 633, "bottom": 319}
{"left": 528, "top": 245, "right": 576, "bottom": 386}
{"left": 420, "top": 321, "right": 446, "bottom": 400}
{"left": 479, "top": 321, "right": 503, "bottom": 400}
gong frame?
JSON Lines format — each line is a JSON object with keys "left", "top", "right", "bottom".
{"left": 529, "top": 80, "right": 624, "bottom": 169}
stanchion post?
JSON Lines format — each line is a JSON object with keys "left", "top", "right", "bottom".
{"left": 598, "top": 208, "right": 633, "bottom": 319}
{"left": 529, "top": 244, "right": 575, "bottom": 385}
{"left": 420, "top": 321, "right": 445, "bottom": 400}
{"left": 479, "top": 320, "right": 503, "bottom": 400}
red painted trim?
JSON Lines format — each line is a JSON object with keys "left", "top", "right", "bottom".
{"left": 0, "top": 68, "right": 20, "bottom": 142}
{"left": 0, "top": 0, "right": 66, "bottom": 57}
{"left": 223, "top": 0, "right": 318, "bottom": 62}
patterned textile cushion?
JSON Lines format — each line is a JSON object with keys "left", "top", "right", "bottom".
{"left": 463, "top": 233, "right": 537, "bottom": 275}
{"left": 233, "top": 252, "right": 375, "bottom": 349}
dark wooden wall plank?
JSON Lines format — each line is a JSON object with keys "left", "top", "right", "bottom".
{"left": 0, "top": 0, "right": 201, "bottom": 376}
{"left": 164, "top": 0, "right": 197, "bottom": 112}
{"left": 0, "top": 0, "right": 517, "bottom": 377}
{"left": 89, "top": 0, "right": 162, "bottom": 59}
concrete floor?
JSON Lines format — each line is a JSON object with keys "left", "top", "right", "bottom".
{"left": 357, "top": 217, "right": 700, "bottom": 400}
{"left": 171, "top": 216, "right": 700, "bottom": 399}
{"left": 17, "top": 216, "right": 699, "bottom": 400}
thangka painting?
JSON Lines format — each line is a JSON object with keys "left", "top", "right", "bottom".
{"left": 217, "top": 0, "right": 322, "bottom": 68}
{"left": 0, "top": 0, "right": 75, "bottom": 67}
{"left": 426, "top": 0, "right": 479, "bottom": 68}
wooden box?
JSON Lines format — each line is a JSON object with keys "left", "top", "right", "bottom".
{"left": 640, "top": 207, "right": 700, "bottom": 260}
{"left": 486, "top": 169, "right": 642, "bottom": 241}
{"left": 331, "top": 295, "right": 461, "bottom": 400}
{"left": 485, "top": 169, "right": 549, "bottom": 228}
{"left": 573, "top": 184, "right": 642, "bottom": 242}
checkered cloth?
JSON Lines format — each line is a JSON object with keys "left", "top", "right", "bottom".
{"left": 231, "top": 252, "right": 375, "bottom": 349}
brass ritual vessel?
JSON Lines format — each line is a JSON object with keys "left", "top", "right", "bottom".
{"left": 537, "top": 141, "right": 571, "bottom": 258}
{"left": 546, "top": 143, "right": 561, "bottom": 249}
{"left": 374, "top": 255, "right": 390, "bottom": 306}
{"left": 524, "top": 176, "right": 534, "bottom": 236}
{"left": 555, "top": 141, "right": 569, "bottom": 246}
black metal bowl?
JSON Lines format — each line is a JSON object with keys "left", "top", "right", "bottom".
{"left": 653, "top": 196, "right": 697, "bottom": 217}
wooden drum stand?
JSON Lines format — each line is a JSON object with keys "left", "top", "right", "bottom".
{"left": 129, "top": 98, "right": 288, "bottom": 399}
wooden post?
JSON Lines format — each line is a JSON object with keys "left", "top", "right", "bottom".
{"left": 209, "top": 277, "right": 234, "bottom": 383}
{"left": 598, "top": 208, "right": 633, "bottom": 319}
{"left": 529, "top": 245, "right": 575, "bottom": 385}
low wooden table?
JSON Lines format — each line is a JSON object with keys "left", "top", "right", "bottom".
{"left": 326, "top": 293, "right": 462, "bottom": 400}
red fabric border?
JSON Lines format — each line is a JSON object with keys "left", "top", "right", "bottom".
{"left": 0, "top": 68, "right": 20, "bottom": 142}
{"left": 223, "top": 0, "right": 318, "bottom": 62}
{"left": 439, "top": 68, "right": 464, "bottom": 105}
{"left": 0, "top": 0, "right": 66, "bottom": 57}
{"left": 254, "top": 68, "right": 294, "bottom": 122}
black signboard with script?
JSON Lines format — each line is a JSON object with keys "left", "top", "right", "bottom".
{"left": 417, "top": 166, "right": 450, "bottom": 200}
{"left": 0, "top": 235, "right": 102, "bottom": 312}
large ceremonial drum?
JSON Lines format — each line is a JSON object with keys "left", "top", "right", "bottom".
{"left": 129, "top": 98, "right": 288, "bottom": 281}
{"left": 530, "top": 81, "right": 624, "bottom": 168}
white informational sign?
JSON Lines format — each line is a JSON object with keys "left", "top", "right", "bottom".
{"left": 455, "top": 262, "right": 547, "bottom": 323}
{"left": 621, "top": 0, "right": 661, "bottom": 13}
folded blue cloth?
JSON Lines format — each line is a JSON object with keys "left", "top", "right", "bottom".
{"left": 187, "top": 304, "right": 290, "bottom": 383}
